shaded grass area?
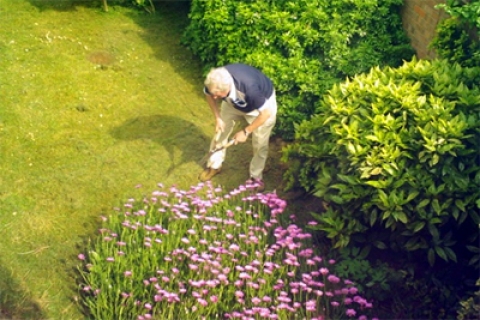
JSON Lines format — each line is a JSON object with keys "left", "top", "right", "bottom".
{"left": 0, "top": 261, "right": 44, "bottom": 319}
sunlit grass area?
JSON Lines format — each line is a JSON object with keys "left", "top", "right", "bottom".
{"left": 0, "top": 1, "right": 244, "bottom": 318}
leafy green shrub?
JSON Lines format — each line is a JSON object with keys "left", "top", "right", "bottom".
{"left": 431, "top": 0, "right": 480, "bottom": 68}
{"left": 283, "top": 58, "right": 480, "bottom": 266}
{"left": 327, "top": 247, "right": 462, "bottom": 319}
{"left": 182, "top": 0, "right": 414, "bottom": 139}
{"left": 456, "top": 224, "right": 480, "bottom": 319}
{"left": 328, "top": 247, "right": 399, "bottom": 302}
{"left": 457, "top": 279, "right": 480, "bottom": 320}
{"left": 76, "top": 181, "right": 376, "bottom": 319}
{"left": 436, "top": 0, "right": 480, "bottom": 29}
{"left": 430, "top": 17, "right": 480, "bottom": 68}
{"left": 384, "top": 263, "right": 472, "bottom": 319}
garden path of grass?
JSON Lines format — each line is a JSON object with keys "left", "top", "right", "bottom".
{"left": 0, "top": 1, "right": 316, "bottom": 318}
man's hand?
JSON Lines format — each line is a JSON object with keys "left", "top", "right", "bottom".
{"left": 233, "top": 129, "right": 249, "bottom": 144}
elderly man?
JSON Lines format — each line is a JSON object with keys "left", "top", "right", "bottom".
{"left": 199, "top": 63, "right": 277, "bottom": 191}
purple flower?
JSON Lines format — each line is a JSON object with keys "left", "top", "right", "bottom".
{"left": 345, "top": 309, "right": 356, "bottom": 317}
{"left": 327, "top": 275, "right": 340, "bottom": 283}
{"left": 78, "top": 254, "right": 85, "bottom": 260}
{"left": 247, "top": 281, "right": 259, "bottom": 289}
{"left": 189, "top": 264, "right": 198, "bottom": 270}
{"left": 239, "top": 272, "right": 251, "bottom": 280}
{"left": 278, "top": 295, "right": 292, "bottom": 303}
{"left": 197, "top": 298, "right": 208, "bottom": 306}
{"left": 319, "top": 267, "right": 329, "bottom": 275}
{"left": 234, "top": 280, "right": 243, "bottom": 287}
{"left": 218, "top": 274, "right": 228, "bottom": 283}
{"left": 305, "top": 299, "right": 316, "bottom": 311}
{"left": 244, "top": 265, "right": 257, "bottom": 272}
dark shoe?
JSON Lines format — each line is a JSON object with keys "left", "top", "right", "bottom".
{"left": 198, "top": 167, "right": 221, "bottom": 182}
{"left": 246, "top": 178, "right": 265, "bottom": 192}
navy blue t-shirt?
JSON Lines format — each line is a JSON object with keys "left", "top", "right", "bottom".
{"left": 224, "top": 64, "right": 274, "bottom": 113}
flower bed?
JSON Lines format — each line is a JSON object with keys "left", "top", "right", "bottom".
{"left": 77, "top": 181, "right": 375, "bottom": 319}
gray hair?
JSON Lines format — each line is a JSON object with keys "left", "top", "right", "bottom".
{"left": 204, "top": 67, "right": 232, "bottom": 95}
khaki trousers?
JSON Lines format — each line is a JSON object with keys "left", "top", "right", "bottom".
{"left": 210, "top": 91, "right": 277, "bottom": 180}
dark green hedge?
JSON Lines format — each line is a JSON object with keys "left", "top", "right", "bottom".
{"left": 182, "top": 0, "right": 415, "bottom": 139}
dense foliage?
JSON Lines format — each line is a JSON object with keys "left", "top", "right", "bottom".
{"left": 457, "top": 279, "right": 480, "bottom": 320}
{"left": 283, "top": 58, "right": 480, "bottom": 266}
{"left": 282, "top": 57, "right": 480, "bottom": 317}
{"left": 431, "top": 0, "right": 480, "bottom": 68}
{"left": 437, "top": 0, "right": 480, "bottom": 29}
{"left": 77, "top": 182, "right": 376, "bottom": 319}
{"left": 182, "top": 0, "right": 414, "bottom": 139}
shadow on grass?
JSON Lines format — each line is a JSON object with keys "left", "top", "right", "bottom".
{"left": 25, "top": 0, "right": 103, "bottom": 12}
{"left": 25, "top": 0, "right": 206, "bottom": 100}
{"left": 0, "top": 261, "right": 45, "bottom": 319}
{"left": 125, "top": 1, "right": 206, "bottom": 95}
{"left": 111, "top": 114, "right": 210, "bottom": 174}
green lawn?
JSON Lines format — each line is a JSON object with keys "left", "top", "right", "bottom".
{"left": 0, "top": 1, "right": 292, "bottom": 318}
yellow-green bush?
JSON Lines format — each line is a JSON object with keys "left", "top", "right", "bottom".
{"left": 283, "top": 58, "right": 480, "bottom": 266}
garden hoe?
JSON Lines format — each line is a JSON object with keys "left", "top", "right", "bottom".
{"left": 199, "top": 136, "right": 236, "bottom": 181}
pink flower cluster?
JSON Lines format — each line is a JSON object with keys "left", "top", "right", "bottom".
{"left": 78, "top": 181, "right": 376, "bottom": 320}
